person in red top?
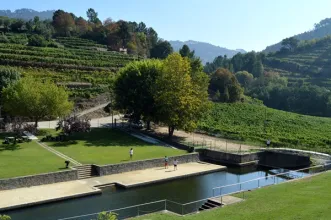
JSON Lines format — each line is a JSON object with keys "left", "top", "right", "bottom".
{"left": 164, "top": 156, "right": 168, "bottom": 169}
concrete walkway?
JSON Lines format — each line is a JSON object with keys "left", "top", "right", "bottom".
{"left": 37, "top": 141, "right": 81, "bottom": 166}
{"left": 0, "top": 162, "right": 225, "bottom": 211}
{"left": 211, "top": 195, "right": 243, "bottom": 206}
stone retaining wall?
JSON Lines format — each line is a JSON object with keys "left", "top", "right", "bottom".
{"left": 200, "top": 149, "right": 261, "bottom": 165}
{"left": 0, "top": 169, "right": 78, "bottom": 191}
{"left": 95, "top": 153, "right": 199, "bottom": 176}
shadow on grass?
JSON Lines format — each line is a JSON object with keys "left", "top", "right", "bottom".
{"left": 66, "top": 128, "right": 156, "bottom": 148}
{"left": 0, "top": 144, "right": 22, "bottom": 152}
{"left": 51, "top": 140, "right": 78, "bottom": 147}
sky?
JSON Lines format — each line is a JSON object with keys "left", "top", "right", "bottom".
{"left": 3, "top": 0, "right": 331, "bottom": 51}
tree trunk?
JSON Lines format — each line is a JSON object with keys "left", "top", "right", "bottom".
{"left": 168, "top": 126, "right": 175, "bottom": 139}
{"left": 146, "top": 120, "right": 151, "bottom": 130}
{"left": 34, "top": 119, "right": 38, "bottom": 128}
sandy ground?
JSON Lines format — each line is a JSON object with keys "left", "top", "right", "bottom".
{"left": 152, "top": 126, "right": 260, "bottom": 153}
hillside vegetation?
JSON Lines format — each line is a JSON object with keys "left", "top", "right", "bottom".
{"left": 198, "top": 103, "right": 331, "bottom": 153}
{"left": 264, "top": 17, "right": 331, "bottom": 53}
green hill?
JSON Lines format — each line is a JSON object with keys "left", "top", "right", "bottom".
{"left": 264, "top": 36, "right": 331, "bottom": 88}
{"left": 0, "top": 34, "right": 140, "bottom": 99}
{"left": 198, "top": 103, "right": 331, "bottom": 153}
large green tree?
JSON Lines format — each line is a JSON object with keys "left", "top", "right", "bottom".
{"left": 87, "top": 8, "right": 99, "bottom": 24}
{"left": 209, "top": 68, "right": 243, "bottom": 103}
{"left": 150, "top": 40, "right": 173, "bottom": 59}
{"left": 2, "top": 77, "right": 73, "bottom": 127}
{"left": 155, "top": 53, "right": 209, "bottom": 138}
{"left": 114, "top": 59, "right": 162, "bottom": 129}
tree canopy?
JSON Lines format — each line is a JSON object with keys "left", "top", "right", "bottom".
{"left": 114, "top": 59, "right": 163, "bottom": 129}
{"left": 150, "top": 40, "right": 173, "bottom": 59}
{"left": 209, "top": 68, "right": 243, "bottom": 103}
{"left": 2, "top": 77, "right": 73, "bottom": 126}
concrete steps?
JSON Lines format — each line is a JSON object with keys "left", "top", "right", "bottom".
{"left": 199, "top": 199, "right": 222, "bottom": 212}
{"left": 75, "top": 165, "right": 97, "bottom": 179}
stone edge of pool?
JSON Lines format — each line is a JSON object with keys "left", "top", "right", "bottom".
{"left": 0, "top": 162, "right": 225, "bottom": 212}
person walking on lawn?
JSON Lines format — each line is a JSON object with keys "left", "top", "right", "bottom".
{"left": 130, "top": 148, "right": 133, "bottom": 160}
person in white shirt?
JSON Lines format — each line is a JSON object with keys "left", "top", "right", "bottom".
{"left": 266, "top": 139, "right": 271, "bottom": 148}
{"left": 174, "top": 159, "right": 178, "bottom": 171}
{"left": 130, "top": 148, "right": 133, "bottom": 160}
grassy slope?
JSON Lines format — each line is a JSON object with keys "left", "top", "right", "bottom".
{"left": 0, "top": 138, "right": 66, "bottom": 179}
{"left": 198, "top": 103, "right": 331, "bottom": 153}
{"left": 48, "top": 129, "right": 186, "bottom": 165}
{"left": 135, "top": 171, "right": 331, "bottom": 220}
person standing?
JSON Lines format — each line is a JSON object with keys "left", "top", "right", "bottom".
{"left": 164, "top": 156, "right": 168, "bottom": 169}
{"left": 130, "top": 148, "right": 133, "bottom": 160}
{"left": 174, "top": 159, "right": 178, "bottom": 171}
{"left": 266, "top": 139, "right": 271, "bottom": 148}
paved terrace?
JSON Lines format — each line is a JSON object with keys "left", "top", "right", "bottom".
{"left": 0, "top": 162, "right": 225, "bottom": 211}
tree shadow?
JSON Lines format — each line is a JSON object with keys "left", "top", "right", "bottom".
{"left": 0, "top": 144, "right": 22, "bottom": 152}
{"left": 51, "top": 140, "right": 78, "bottom": 147}
{"left": 66, "top": 128, "right": 157, "bottom": 148}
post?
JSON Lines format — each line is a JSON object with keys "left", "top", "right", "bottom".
{"left": 165, "top": 200, "right": 167, "bottom": 211}
{"left": 226, "top": 141, "right": 227, "bottom": 152}
{"left": 137, "top": 206, "right": 139, "bottom": 216}
{"left": 181, "top": 205, "right": 183, "bottom": 215}
{"left": 258, "top": 179, "right": 260, "bottom": 188}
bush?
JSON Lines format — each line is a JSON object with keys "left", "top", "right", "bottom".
{"left": 0, "top": 215, "right": 11, "bottom": 220}
{"left": 0, "top": 34, "right": 9, "bottom": 43}
{"left": 28, "top": 35, "right": 47, "bottom": 47}
{"left": 47, "top": 41, "right": 59, "bottom": 48}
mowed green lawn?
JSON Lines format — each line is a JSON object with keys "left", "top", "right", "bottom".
{"left": 48, "top": 129, "right": 186, "bottom": 165}
{"left": 135, "top": 171, "right": 331, "bottom": 220}
{"left": 0, "top": 136, "right": 66, "bottom": 179}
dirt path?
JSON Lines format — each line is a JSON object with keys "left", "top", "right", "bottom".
{"left": 153, "top": 126, "right": 261, "bottom": 153}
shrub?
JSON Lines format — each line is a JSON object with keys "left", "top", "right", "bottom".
{"left": 28, "top": 35, "right": 47, "bottom": 47}
{"left": 0, "top": 34, "right": 9, "bottom": 43}
{"left": 0, "top": 215, "right": 11, "bottom": 220}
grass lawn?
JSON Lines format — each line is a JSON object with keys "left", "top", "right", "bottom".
{"left": 47, "top": 128, "right": 186, "bottom": 165}
{"left": 0, "top": 135, "right": 67, "bottom": 179}
{"left": 135, "top": 171, "right": 331, "bottom": 220}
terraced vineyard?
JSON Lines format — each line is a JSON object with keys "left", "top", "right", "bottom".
{"left": 265, "top": 36, "right": 331, "bottom": 88}
{"left": 198, "top": 103, "right": 331, "bottom": 153}
{"left": 0, "top": 37, "right": 141, "bottom": 99}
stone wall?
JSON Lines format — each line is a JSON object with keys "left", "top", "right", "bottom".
{"left": 259, "top": 150, "right": 310, "bottom": 168}
{"left": 0, "top": 169, "right": 78, "bottom": 191}
{"left": 200, "top": 149, "right": 261, "bottom": 165}
{"left": 95, "top": 153, "right": 199, "bottom": 176}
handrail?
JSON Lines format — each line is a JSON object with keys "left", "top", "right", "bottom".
{"left": 58, "top": 163, "right": 331, "bottom": 220}
{"left": 212, "top": 164, "right": 328, "bottom": 191}
{"left": 58, "top": 199, "right": 166, "bottom": 220}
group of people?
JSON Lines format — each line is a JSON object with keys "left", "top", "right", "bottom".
{"left": 129, "top": 148, "right": 178, "bottom": 171}
{"left": 164, "top": 156, "right": 178, "bottom": 170}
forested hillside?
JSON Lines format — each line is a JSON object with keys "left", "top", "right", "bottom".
{"left": 0, "top": 8, "right": 174, "bottom": 101}
{"left": 264, "top": 17, "right": 331, "bottom": 53}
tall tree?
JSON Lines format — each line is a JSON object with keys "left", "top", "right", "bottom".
{"left": 86, "top": 8, "right": 99, "bottom": 23}
{"left": 0, "top": 67, "right": 20, "bottom": 103}
{"left": 281, "top": 37, "right": 299, "bottom": 52}
{"left": 209, "top": 68, "right": 243, "bottom": 103}
{"left": 52, "top": 10, "right": 75, "bottom": 36}
{"left": 114, "top": 60, "right": 163, "bottom": 129}
{"left": 2, "top": 77, "right": 73, "bottom": 127}
{"left": 179, "top": 44, "right": 195, "bottom": 59}
{"left": 252, "top": 60, "right": 264, "bottom": 78}
{"left": 150, "top": 40, "right": 173, "bottom": 59}
{"left": 154, "top": 53, "right": 209, "bottom": 138}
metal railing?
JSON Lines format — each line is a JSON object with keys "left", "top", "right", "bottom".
{"left": 212, "top": 164, "right": 329, "bottom": 197}
{"left": 58, "top": 163, "right": 331, "bottom": 220}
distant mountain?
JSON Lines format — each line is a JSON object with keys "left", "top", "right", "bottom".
{"left": 0, "top": 9, "right": 55, "bottom": 20}
{"left": 170, "top": 40, "right": 245, "bottom": 64}
{"left": 264, "top": 17, "right": 331, "bottom": 53}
